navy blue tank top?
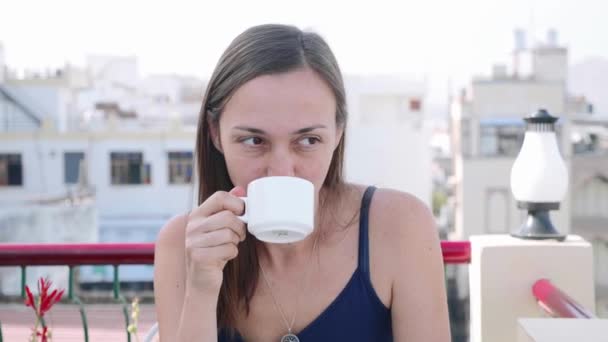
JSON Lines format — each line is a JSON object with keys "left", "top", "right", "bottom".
{"left": 219, "top": 186, "right": 393, "bottom": 341}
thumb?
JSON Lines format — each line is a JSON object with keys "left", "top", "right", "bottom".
{"left": 229, "top": 186, "right": 246, "bottom": 197}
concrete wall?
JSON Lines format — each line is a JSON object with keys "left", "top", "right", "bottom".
{"left": 344, "top": 75, "right": 431, "bottom": 205}
{"left": 472, "top": 81, "right": 565, "bottom": 117}
{"left": 0, "top": 201, "right": 97, "bottom": 295}
{"left": 345, "top": 123, "right": 432, "bottom": 205}
{"left": 533, "top": 48, "right": 568, "bottom": 83}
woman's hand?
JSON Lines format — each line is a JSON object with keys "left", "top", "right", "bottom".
{"left": 184, "top": 187, "right": 247, "bottom": 294}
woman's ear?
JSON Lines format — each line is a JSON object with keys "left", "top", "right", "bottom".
{"left": 207, "top": 115, "right": 223, "bottom": 153}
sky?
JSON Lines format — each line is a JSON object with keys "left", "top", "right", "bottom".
{"left": 1, "top": 0, "right": 607, "bottom": 110}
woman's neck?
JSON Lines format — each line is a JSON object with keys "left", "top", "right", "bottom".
{"left": 256, "top": 228, "right": 320, "bottom": 271}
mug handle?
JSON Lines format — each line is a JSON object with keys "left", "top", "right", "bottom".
{"left": 238, "top": 197, "right": 248, "bottom": 223}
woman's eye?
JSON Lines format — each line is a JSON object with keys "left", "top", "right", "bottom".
{"left": 242, "top": 137, "right": 264, "bottom": 146}
{"left": 299, "top": 137, "right": 320, "bottom": 146}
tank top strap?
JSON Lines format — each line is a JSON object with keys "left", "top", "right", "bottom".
{"left": 358, "top": 186, "right": 377, "bottom": 275}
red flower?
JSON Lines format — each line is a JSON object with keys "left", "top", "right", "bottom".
{"left": 24, "top": 284, "right": 36, "bottom": 308}
{"left": 35, "top": 278, "right": 64, "bottom": 316}
{"left": 36, "top": 326, "right": 49, "bottom": 342}
{"left": 24, "top": 277, "right": 64, "bottom": 341}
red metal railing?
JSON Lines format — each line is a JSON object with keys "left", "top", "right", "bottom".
{"left": 0, "top": 241, "right": 472, "bottom": 266}
{"left": 440, "top": 241, "right": 471, "bottom": 264}
{"left": 532, "top": 279, "right": 595, "bottom": 318}
{"left": 0, "top": 243, "right": 154, "bottom": 266}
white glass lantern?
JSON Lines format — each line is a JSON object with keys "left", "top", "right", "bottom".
{"left": 510, "top": 109, "right": 568, "bottom": 240}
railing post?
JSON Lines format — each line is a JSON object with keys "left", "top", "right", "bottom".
{"left": 69, "top": 266, "right": 90, "bottom": 342}
{"left": 68, "top": 266, "right": 75, "bottom": 300}
{"left": 113, "top": 265, "right": 132, "bottom": 342}
{"left": 20, "top": 265, "right": 26, "bottom": 299}
{"left": 113, "top": 265, "right": 120, "bottom": 300}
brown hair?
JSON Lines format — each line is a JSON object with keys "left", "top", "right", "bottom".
{"left": 194, "top": 24, "right": 347, "bottom": 330}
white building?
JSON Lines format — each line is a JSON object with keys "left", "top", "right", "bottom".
{"left": 345, "top": 75, "right": 431, "bottom": 206}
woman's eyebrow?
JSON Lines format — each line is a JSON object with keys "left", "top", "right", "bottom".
{"left": 232, "top": 124, "right": 327, "bottom": 135}
{"left": 293, "top": 125, "right": 327, "bottom": 134}
{"left": 233, "top": 126, "right": 266, "bottom": 134}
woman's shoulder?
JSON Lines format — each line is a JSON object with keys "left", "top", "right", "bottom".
{"left": 371, "top": 187, "right": 433, "bottom": 226}
{"left": 366, "top": 186, "right": 438, "bottom": 255}
{"left": 155, "top": 213, "right": 189, "bottom": 251}
{"left": 340, "top": 183, "right": 435, "bottom": 241}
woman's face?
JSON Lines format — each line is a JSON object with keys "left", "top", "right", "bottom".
{"left": 212, "top": 67, "right": 342, "bottom": 194}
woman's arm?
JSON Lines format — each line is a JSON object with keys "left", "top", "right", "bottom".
{"left": 380, "top": 191, "right": 451, "bottom": 341}
{"left": 154, "top": 189, "right": 246, "bottom": 341}
{"left": 154, "top": 214, "right": 219, "bottom": 341}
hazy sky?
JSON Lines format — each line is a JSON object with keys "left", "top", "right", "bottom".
{"left": 1, "top": 0, "right": 607, "bottom": 107}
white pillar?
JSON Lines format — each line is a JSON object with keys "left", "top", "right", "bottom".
{"left": 469, "top": 234, "right": 595, "bottom": 342}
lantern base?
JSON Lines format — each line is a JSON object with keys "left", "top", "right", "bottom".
{"left": 511, "top": 207, "right": 566, "bottom": 241}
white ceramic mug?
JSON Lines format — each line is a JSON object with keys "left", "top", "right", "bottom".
{"left": 238, "top": 176, "right": 314, "bottom": 244}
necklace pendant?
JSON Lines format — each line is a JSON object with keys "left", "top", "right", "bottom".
{"left": 280, "top": 333, "right": 299, "bottom": 342}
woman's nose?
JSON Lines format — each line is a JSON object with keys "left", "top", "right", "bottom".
{"left": 265, "top": 148, "right": 296, "bottom": 177}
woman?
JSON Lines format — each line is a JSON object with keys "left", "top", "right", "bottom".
{"left": 154, "top": 24, "right": 450, "bottom": 341}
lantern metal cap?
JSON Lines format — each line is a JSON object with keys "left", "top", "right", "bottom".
{"left": 524, "top": 108, "right": 558, "bottom": 124}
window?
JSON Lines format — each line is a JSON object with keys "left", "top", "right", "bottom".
{"left": 479, "top": 126, "right": 499, "bottom": 156}
{"left": 64, "top": 152, "right": 85, "bottom": 184}
{"left": 0, "top": 153, "right": 23, "bottom": 186}
{"left": 480, "top": 125, "right": 524, "bottom": 157}
{"left": 168, "top": 151, "right": 193, "bottom": 184}
{"left": 409, "top": 98, "right": 422, "bottom": 112}
{"left": 110, "top": 152, "right": 150, "bottom": 185}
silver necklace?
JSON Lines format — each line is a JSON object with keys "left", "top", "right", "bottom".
{"left": 259, "top": 232, "right": 320, "bottom": 342}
